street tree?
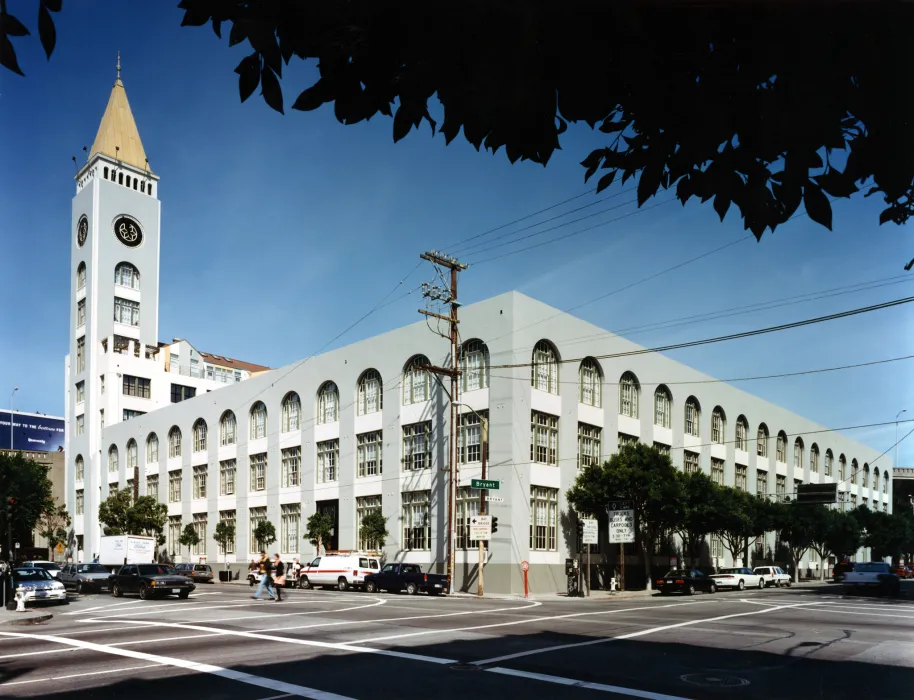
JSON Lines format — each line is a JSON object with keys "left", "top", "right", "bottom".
{"left": 676, "top": 471, "right": 726, "bottom": 567}
{"left": 822, "top": 509, "right": 863, "bottom": 566}
{"left": 253, "top": 520, "right": 277, "bottom": 552}
{"left": 567, "top": 443, "right": 684, "bottom": 583}
{"left": 359, "top": 511, "right": 388, "bottom": 551}
{"left": 178, "top": 523, "right": 200, "bottom": 562}
{"left": 777, "top": 504, "right": 820, "bottom": 582}
{"left": 212, "top": 520, "right": 236, "bottom": 569}
{"left": 715, "top": 488, "right": 758, "bottom": 567}
{"left": 126, "top": 496, "right": 167, "bottom": 545}
{"left": 0, "top": 452, "right": 55, "bottom": 558}
{"left": 304, "top": 512, "right": 334, "bottom": 555}
{"left": 864, "top": 511, "right": 913, "bottom": 562}
{"left": 803, "top": 505, "right": 840, "bottom": 580}
{"left": 97, "top": 488, "right": 132, "bottom": 536}
{"left": 37, "top": 501, "right": 70, "bottom": 556}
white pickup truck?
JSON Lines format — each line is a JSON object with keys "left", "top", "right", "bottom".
{"left": 842, "top": 562, "right": 900, "bottom": 597}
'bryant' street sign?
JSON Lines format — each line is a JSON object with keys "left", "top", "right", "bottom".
{"left": 471, "top": 479, "right": 499, "bottom": 490}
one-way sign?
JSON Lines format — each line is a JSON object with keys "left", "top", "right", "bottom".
{"left": 470, "top": 515, "right": 491, "bottom": 540}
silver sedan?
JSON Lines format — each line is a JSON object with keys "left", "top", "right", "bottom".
{"left": 10, "top": 568, "right": 68, "bottom": 605}
{"left": 59, "top": 563, "right": 112, "bottom": 593}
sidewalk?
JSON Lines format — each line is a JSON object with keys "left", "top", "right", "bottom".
{"left": 0, "top": 607, "right": 54, "bottom": 626}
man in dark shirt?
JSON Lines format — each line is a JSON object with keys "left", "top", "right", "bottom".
{"left": 252, "top": 551, "right": 275, "bottom": 600}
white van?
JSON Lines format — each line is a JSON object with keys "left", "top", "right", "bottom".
{"left": 299, "top": 553, "right": 381, "bottom": 591}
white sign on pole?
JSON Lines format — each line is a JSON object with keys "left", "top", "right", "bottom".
{"left": 582, "top": 519, "right": 599, "bottom": 545}
{"left": 608, "top": 509, "right": 635, "bottom": 544}
{"left": 486, "top": 496, "right": 505, "bottom": 503}
{"left": 469, "top": 515, "right": 492, "bottom": 541}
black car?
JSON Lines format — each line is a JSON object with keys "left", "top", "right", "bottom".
{"left": 655, "top": 569, "right": 717, "bottom": 596}
{"left": 109, "top": 564, "right": 196, "bottom": 600}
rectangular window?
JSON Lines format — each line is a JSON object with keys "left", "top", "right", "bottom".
{"left": 756, "top": 469, "right": 768, "bottom": 496}
{"left": 456, "top": 487, "right": 488, "bottom": 550}
{"left": 77, "top": 299, "right": 86, "bottom": 327}
{"left": 167, "top": 516, "right": 182, "bottom": 556}
{"left": 710, "top": 535, "right": 724, "bottom": 559}
{"left": 250, "top": 453, "right": 267, "bottom": 491}
{"left": 711, "top": 458, "right": 724, "bottom": 486}
{"left": 281, "top": 447, "right": 300, "bottom": 488}
{"left": 123, "top": 409, "right": 145, "bottom": 421}
{"left": 776, "top": 475, "right": 787, "bottom": 497}
{"left": 458, "top": 411, "right": 488, "bottom": 465}
{"left": 220, "top": 459, "right": 236, "bottom": 496}
{"left": 402, "top": 491, "right": 431, "bottom": 550}
{"left": 577, "top": 423, "right": 602, "bottom": 469}
{"left": 219, "top": 510, "right": 235, "bottom": 554}
{"left": 316, "top": 440, "right": 339, "bottom": 483}
{"left": 281, "top": 504, "right": 300, "bottom": 554}
{"left": 684, "top": 451, "right": 700, "bottom": 475}
{"left": 356, "top": 495, "right": 382, "bottom": 550}
{"left": 122, "top": 375, "right": 151, "bottom": 398}
{"left": 794, "top": 479, "right": 803, "bottom": 495}
{"left": 851, "top": 494, "right": 857, "bottom": 508}
{"left": 249, "top": 507, "right": 267, "bottom": 553}
{"left": 76, "top": 336, "right": 85, "bottom": 373}
{"left": 402, "top": 422, "right": 431, "bottom": 471}
{"left": 76, "top": 414, "right": 85, "bottom": 436}
{"left": 170, "top": 383, "right": 196, "bottom": 403}
{"left": 192, "top": 513, "right": 207, "bottom": 556}
{"left": 357, "top": 432, "right": 382, "bottom": 477}
{"left": 168, "top": 470, "right": 182, "bottom": 503}
{"left": 654, "top": 392, "right": 671, "bottom": 428}
{"left": 193, "top": 465, "right": 207, "bottom": 499}
{"left": 653, "top": 442, "right": 671, "bottom": 457}
{"left": 735, "top": 464, "right": 747, "bottom": 491}
{"left": 618, "top": 433, "right": 639, "bottom": 448}
{"left": 147, "top": 475, "right": 159, "bottom": 501}
{"left": 75, "top": 490, "right": 84, "bottom": 514}
{"left": 115, "top": 264, "right": 140, "bottom": 289}
{"left": 114, "top": 297, "right": 140, "bottom": 326}
{"left": 530, "top": 411, "right": 558, "bottom": 466}
{"left": 530, "top": 486, "right": 558, "bottom": 551}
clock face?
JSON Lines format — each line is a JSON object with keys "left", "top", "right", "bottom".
{"left": 76, "top": 216, "right": 88, "bottom": 247}
{"left": 113, "top": 216, "right": 143, "bottom": 248}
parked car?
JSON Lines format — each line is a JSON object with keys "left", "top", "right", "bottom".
{"left": 753, "top": 566, "right": 792, "bottom": 588}
{"left": 9, "top": 568, "right": 67, "bottom": 605}
{"left": 656, "top": 569, "right": 717, "bottom": 596}
{"left": 109, "top": 563, "right": 196, "bottom": 600}
{"left": 299, "top": 553, "right": 382, "bottom": 591}
{"left": 843, "top": 562, "right": 900, "bottom": 596}
{"left": 363, "top": 562, "right": 449, "bottom": 595}
{"left": 174, "top": 563, "right": 215, "bottom": 584}
{"left": 20, "top": 561, "right": 62, "bottom": 579}
{"left": 833, "top": 561, "right": 855, "bottom": 583}
{"left": 59, "top": 563, "right": 111, "bottom": 593}
{"left": 892, "top": 565, "right": 913, "bottom": 580}
{"left": 710, "top": 567, "right": 766, "bottom": 591}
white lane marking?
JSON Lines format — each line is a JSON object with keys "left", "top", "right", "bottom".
{"left": 487, "top": 667, "right": 692, "bottom": 700}
{"left": 79, "top": 596, "right": 371, "bottom": 620}
{"left": 0, "top": 631, "right": 356, "bottom": 699}
{"left": 0, "top": 647, "right": 81, "bottom": 660}
{"left": 62, "top": 590, "right": 224, "bottom": 615}
{"left": 793, "top": 606, "right": 914, "bottom": 620}
{"left": 471, "top": 601, "right": 822, "bottom": 665}
{"left": 258, "top": 695, "right": 296, "bottom": 700}
{"left": 345, "top": 600, "right": 709, "bottom": 645}
{"left": 198, "top": 597, "right": 387, "bottom": 623}
{"left": 1, "top": 664, "right": 159, "bottom": 686}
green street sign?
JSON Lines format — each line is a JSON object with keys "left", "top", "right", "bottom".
{"left": 471, "top": 479, "right": 499, "bottom": 490}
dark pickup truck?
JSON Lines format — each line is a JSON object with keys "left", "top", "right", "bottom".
{"left": 363, "top": 563, "right": 448, "bottom": 596}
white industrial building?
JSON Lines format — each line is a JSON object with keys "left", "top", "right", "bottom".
{"left": 66, "top": 70, "right": 892, "bottom": 594}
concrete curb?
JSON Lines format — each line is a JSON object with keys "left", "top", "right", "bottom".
{"left": 0, "top": 612, "right": 54, "bottom": 626}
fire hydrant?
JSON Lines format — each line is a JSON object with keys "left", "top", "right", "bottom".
{"left": 14, "top": 586, "right": 27, "bottom": 612}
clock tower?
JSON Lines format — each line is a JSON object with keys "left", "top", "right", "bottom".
{"left": 66, "top": 57, "right": 161, "bottom": 559}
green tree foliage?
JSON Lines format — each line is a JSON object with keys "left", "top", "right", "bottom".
{"left": 863, "top": 511, "right": 913, "bottom": 562}
{"left": 253, "top": 520, "right": 277, "bottom": 552}
{"left": 676, "top": 471, "right": 726, "bottom": 566}
{"left": 213, "top": 520, "right": 236, "bottom": 567}
{"left": 776, "top": 503, "right": 822, "bottom": 582}
{"left": 37, "top": 502, "right": 70, "bottom": 554}
{"left": 359, "top": 511, "right": 389, "bottom": 551}
{"left": 0, "top": 452, "right": 55, "bottom": 556}
{"left": 127, "top": 496, "right": 168, "bottom": 545}
{"left": 715, "top": 491, "right": 780, "bottom": 565}
{"left": 568, "top": 443, "right": 683, "bottom": 580}
{"left": 304, "top": 512, "right": 334, "bottom": 554}
{"left": 178, "top": 523, "right": 200, "bottom": 560}
{"left": 97, "top": 488, "right": 132, "bottom": 536}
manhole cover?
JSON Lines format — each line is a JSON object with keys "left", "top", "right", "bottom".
{"left": 680, "top": 673, "right": 750, "bottom": 688}
{"left": 449, "top": 663, "right": 484, "bottom": 672}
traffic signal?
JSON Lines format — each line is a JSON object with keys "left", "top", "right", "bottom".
{"left": 576, "top": 521, "right": 584, "bottom": 538}
{"left": 491, "top": 517, "right": 499, "bottom": 534}
{"left": 5, "top": 497, "right": 16, "bottom": 518}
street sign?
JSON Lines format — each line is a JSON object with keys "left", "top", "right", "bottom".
{"left": 581, "top": 519, "right": 599, "bottom": 545}
{"left": 608, "top": 509, "right": 635, "bottom": 544}
{"left": 471, "top": 479, "right": 499, "bottom": 490}
{"left": 486, "top": 496, "right": 505, "bottom": 503}
{"left": 607, "top": 499, "right": 633, "bottom": 511}
{"left": 796, "top": 482, "right": 837, "bottom": 505}
{"left": 55, "top": 543, "right": 64, "bottom": 554}
{"left": 470, "top": 515, "right": 492, "bottom": 540}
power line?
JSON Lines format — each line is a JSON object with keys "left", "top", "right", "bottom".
{"left": 830, "top": 426, "right": 914, "bottom": 490}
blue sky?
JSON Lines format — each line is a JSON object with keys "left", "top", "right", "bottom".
{"left": 1, "top": 2, "right": 911, "bottom": 465}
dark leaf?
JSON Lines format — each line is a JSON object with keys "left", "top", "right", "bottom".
{"left": 803, "top": 182, "right": 832, "bottom": 230}
{"left": 0, "top": 34, "right": 24, "bottom": 75}
{"left": 38, "top": 5, "right": 55, "bottom": 60}
{"left": 713, "top": 194, "right": 730, "bottom": 221}
{"left": 212, "top": 19, "right": 222, "bottom": 38}
{"left": 292, "top": 80, "right": 331, "bottom": 112}
{"left": 180, "top": 8, "right": 211, "bottom": 27}
{"left": 393, "top": 103, "right": 413, "bottom": 142}
{"left": 1, "top": 13, "right": 30, "bottom": 36}
{"left": 814, "top": 170, "right": 858, "bottom": 198}
{"left": 596, "top": 171, "right": 616, "bottom": 193}
{"left": 229, "top": 22, "right": 247, "bottom": 47}
{"left": 676, "top": 174, "right": 694, "bottom": 203}
{"left": 41, "top": 0, "right": 62, "bottom": 11}
{"left": 879, "top": 206, "right": 901, "bottom": 225}
{"left": 556, "top": 116, "right": 567, "bottom": 136}
{"left": 260, "top": 65, "right": 284, "bottom": 114}
{"left": 234, "top": 53, "right": 260, "bottom": 103}
{"left": 599, "top": 118, "right": 628, "bottom": 134}
{"left": 637, "top": 165, "right": 663, "bottom": 206}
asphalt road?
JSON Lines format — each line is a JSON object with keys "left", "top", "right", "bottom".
{"left": 1, "top": 581, "right": 913, "bottom": 699}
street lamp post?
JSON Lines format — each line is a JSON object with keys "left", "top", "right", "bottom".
{"left": 454, "top": 402, "right": 488, "bottom": 597}
{"left": 9, "top": 387, "right": 18, "bottom": 451}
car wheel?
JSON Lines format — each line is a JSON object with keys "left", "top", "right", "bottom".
{"left": 112, "top": 582, "right": 122, "bottom": 598}
{"left": 178, "top": 590, "right": 190, "bottom": 599}
{"left": 758, "top": 579, "right": 765, "bottom": 590}
{"left": 737, "top": 580, "right": 745, "bottom": 591}
{"left": 406, "top": 582, "right": 419, "bottom": 595}
{"left": 139, "top": 584, "right": 150, "bottom": 600}
{"left": 338, "top": 577, "right": 349, "bottom": 592}
{"left": 660, "top": 590, "right": 669, "bottom": 596}
{"left": 774, "top": 579, "right": 781, "bottom": 588}
{"left": 75, "top": 581, "right": 84, "bottom": 595}
{"left": 365, "top": 581, "right": 378, "bottom": 594}
{"left": 300, "top": 577, "right": 312, "bottom": 590}
{"left": 709, "top": 583, "right": 717, "bottom": 594}
{"left": 785, "top": 579, "right": 792, "bottom": 588}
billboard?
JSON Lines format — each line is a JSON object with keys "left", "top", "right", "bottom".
{"left": 0, "top": 411, "right": 66, "bottom": 452}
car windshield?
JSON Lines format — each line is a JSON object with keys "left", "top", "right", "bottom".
{"left": 77, "top": 564, "right": 108, "bottom": 574}
{"left": 194, "top": 565, "right": 209, "bottom": 571}
{"left": 137, "top": 565, "right": 175, "bottom": 576}
{"left": 14, "top": 569, "right": 53, "bottom": 581}
{"left": 718, "top": 568, "right": 742, "bottom": 574}
{"left": 663, "top": 570, "right": 689, "bottom": 577}
{"left": 31, "top": 562, "right": 61, "bottom": 571}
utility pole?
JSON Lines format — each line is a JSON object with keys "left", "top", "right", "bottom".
{"left": 418, "top": 251, "right": 467, "bottom": 595}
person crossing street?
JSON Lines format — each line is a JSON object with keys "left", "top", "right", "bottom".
{"left": 251, "top": 551, "right": 275, "bottom": 601}
{"left": 272, "top": 554, "right": 285, "bottom": 602}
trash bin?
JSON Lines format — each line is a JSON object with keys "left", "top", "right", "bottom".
{"left": 218, "top": 570, "right": 231, "bottom": 583}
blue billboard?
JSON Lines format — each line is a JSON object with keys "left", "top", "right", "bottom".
{"left": 0, "top": 411, "right": 66, "bottom": 452}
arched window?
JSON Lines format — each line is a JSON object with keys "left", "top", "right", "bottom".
{"left": 193, "top": 419, "right": 207, "bottom": 452}
{"left": 357, "top": 370, "right": 383, "bottom": 416}
{"left": 147, "top": 433, "right": 159, "bottom": 463}
{"left": 77, "top": 262, "right": 86, "bottom": 291}
{"left": 825, "top": 449, "right": 834, "bottom": 477}
{"left": 619, "top": 372, "right": 640, "bottom": 418}
{"left": 794, "top": 438, "right": 804, "bottom": 470}
{"left": 757, "top": 423, "right": 769, "bottom": 457}
{"left": 461, "top": 340, "right": 489, "bottom": 392}
{"left": 851, "top": 458, "right": 859, "bottom": 485}
{"left": 114, "top": 262, "right": 140, "bottom": 290}
{"left": 108, "top": 445, "right": 119, "bottom": 473}
{"left": 104, "top": 166, "right": 109, "bottom": 179}
{"left": 862, "top": 463, "right": 869, "bottom": 488}
{"left": 884, "top": 473, "right": 889, "bottom": 494}
{"left": 810, "top": 443, "right": 819, "bottom": 473}
{"left": 711, "top": 407, "right": 725, "bottom": 444}
{"left": 118, "top": 172, "right": 123, "bottom": 185}
{"left": 168, "top": 426, "right": 182, "bottom": 458}
{"left": 776, "top": 432, "right": 788, "bottom": 462}
{"left": 839, "top": 454, "right": 847, "bottom": 481}
{"left": 531, "top": 341, "right": 559, "bottom": 394}
{"left": 282, "top": 392, "right": 301, "bottom": 431}
{"left": 654, "top": 385, "right": 672, "bottom": 428}
{"left": 579, "top": 358, "right": 602, "bottom": 407}
{"left": 75, "top": 455, "right": 85, "bottom": 481}
{"left": 684, "top": 397, "right": 700, "bottom": 437}
{"left": 873, "top": 468, "right": 880, "bottom": 493}
{"left": 403, "top": 355, "right": 430, "bottom": 405}
{"left": 250, "top": 402, "right": 267, "bottom": 439}
{"left": 220, "top": 411, "right": 237, "bottom": 445}
{"left": 317, "top": 382, "right": 339, "bottom": 424}
{"left": 127, "top": 439, "right": 137, "bottom": 470}
{"left": 735, "top": 416, "right": 749, "bottom": 451}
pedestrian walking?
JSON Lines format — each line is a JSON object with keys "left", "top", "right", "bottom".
{"left": 273, "top": 554, "right": 285, "bottom": 602}
{"left": 252, "top": 551, "right": 275, "bottom": 600}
